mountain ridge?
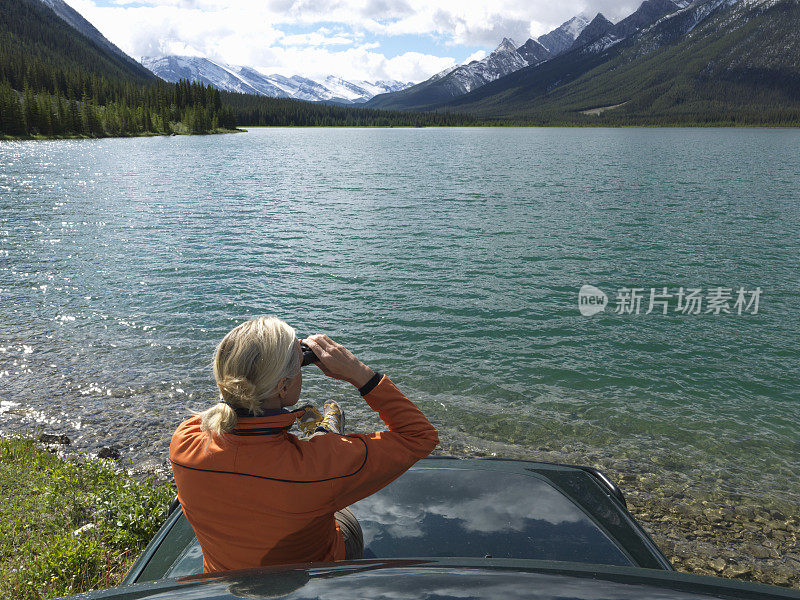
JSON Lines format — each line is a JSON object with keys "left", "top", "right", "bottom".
{"left": 37, "top": 0, "right": 155, "bottom": 80}
{"left": 570, "top": 13, "right": 616, "bottom": 50}
{"left": 537, "top": 15, "right": 591, "bottom": 54}
{"left": 142, "top": 55, "right": 411, "bottom": 104}
{"left": 366, "top": 0, "right": 704, "bottom": 113}
{"left": 363, "top": 20, "right": 588, "bottom": 112}
{"left": 571, "top": 0, "right": 685, "bottom": 54}
{"left": 427, "top": 0, "right": 800, "bottom": 124}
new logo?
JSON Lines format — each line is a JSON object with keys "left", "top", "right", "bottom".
{"left": 578, "top": 285, "right": 608, "bottom": 316}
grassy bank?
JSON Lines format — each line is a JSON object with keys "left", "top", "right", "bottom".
{"left": 0, "top": 437, "right": 172, "bottom": 600}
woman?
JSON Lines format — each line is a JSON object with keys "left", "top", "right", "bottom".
{"left": 169, "top": 316, "right": 439, "bottom": 572}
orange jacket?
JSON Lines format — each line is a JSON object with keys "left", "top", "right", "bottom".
{"left": 169, "top": 375, "right": 438, "bottom": 572}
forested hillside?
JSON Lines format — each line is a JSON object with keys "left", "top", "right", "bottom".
{"left": 0, "top": 0, "right": 477, "bottom": 138}
{"left": 6, "top": 0, "right": 794, "bottom": 132}
{"left": 221, "top": 91, "right": 481, "bottom": 127}
{"left": 0, "top": 0, "right": 236, "bottom": 137}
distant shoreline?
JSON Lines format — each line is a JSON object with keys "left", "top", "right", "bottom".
{"left": 3, "top": 123, "right": 800, "bottom": 142}
{"left": 0, "top": 128, "right": 243, "bottom": 142}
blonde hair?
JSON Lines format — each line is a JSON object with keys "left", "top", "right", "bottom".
{"left": 199, "top": 316, "right": 300, "bottom": 438}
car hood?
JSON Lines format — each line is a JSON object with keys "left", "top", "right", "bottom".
{"left": 58, "top": 558, "right": 800, "bottom": 600}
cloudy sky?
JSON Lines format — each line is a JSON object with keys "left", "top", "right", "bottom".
{"left": 67, "top": 0, "right": 641, "bottom": 83}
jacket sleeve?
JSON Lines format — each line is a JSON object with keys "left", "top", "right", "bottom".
{"left": 324, "top": 374, "right": 438, "bottom": 511}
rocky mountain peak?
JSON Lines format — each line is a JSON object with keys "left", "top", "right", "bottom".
{"left": 570, "top": 13, "right": 616, "bottom": 50}
{"left": 494, "top": 38, "right": 519, "bottom": 54}
{"left": 537, "top": 14, "right": 592, "bottom": 55}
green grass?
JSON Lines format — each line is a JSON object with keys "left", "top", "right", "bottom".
{"left": 0, "top": 437, "right": 173, "bottom": 600}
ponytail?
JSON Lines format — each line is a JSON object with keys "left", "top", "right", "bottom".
{"left": 199, "top": 401, "right": 238, "bottom": 438}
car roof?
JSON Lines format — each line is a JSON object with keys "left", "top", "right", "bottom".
{"left": 127, "top": 457, "right": 671, "bottom": 583}
{"left": 60, "top": 558, "right": 800, "bottom": 600}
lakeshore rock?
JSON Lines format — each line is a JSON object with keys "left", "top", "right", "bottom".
{"left": 129, "top": 457, "right": 172, "bottom": 482}
{"left": 39, "top": 433, "right": 71, "bottom": 445}
{"left": 710, "top": 558, "right": 726, "bottom": 573}
{"left": 98, "top": 445, "right": 121, "bottom": 460}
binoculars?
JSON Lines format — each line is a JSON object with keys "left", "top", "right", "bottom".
{"left": 300, "top": 342, "right": 319, "bottom": 367}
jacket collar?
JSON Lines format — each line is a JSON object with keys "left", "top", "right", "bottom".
{"left": 230, "top": 407, "right": 305, "bottom": 437}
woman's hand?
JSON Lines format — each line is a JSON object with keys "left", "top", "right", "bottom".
{"left": 302, "top": 334, "right": 374, "bottom": 389}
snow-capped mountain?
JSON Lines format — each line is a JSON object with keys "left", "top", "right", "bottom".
{"left": 428, "top": 65, "right": 459, "bottom": 82}
{"left": 537, "top": 15, "right": 591, "bottom": 55}
{"left": 319, "top": 76, "right": 411, "bottom": 102}
{"left": 632, "top": 0, "right": 730, "bottom": 54}
{"left": 141, "top": 56, "right": 412, "bottom": 104}
{"left": 419, "top": 0, "right": 800, "bottom": 123}
{"left": 571, "top": 0, "right": 687, "bottom": 54}
{"left": 570, "top": 13, "right": 617, "bottom": 50}
{"left": 402, "top": 38, "right": 537, "bottom": 99}
{"left": 517, "top": 38, "right": 552, "bottom": 66}
{"left": 367, "top": 16, "right": 592, "bottom": 110}
{"left": 443, "top": 38, "right": 530, "bottom": 95}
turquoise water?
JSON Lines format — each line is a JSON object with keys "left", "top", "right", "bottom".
{"left": 1, "top": 127, "right": 798, "bottom": 503}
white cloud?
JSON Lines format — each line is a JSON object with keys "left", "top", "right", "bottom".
{"left": 255, "top": 48, "right": 456, "bottom": 82}
{"left": 65, "top": 0, "right": 643, "bottom": 81}
{"left": 463, "top": 50, "right": 486, "bottom": 64}
{"left": 281, "top": 31, "right": 357, "bottom": 47}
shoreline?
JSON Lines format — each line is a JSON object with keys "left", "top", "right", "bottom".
{"left": 0, "top": 436, "right": 172, "bottom": 599}
{"left": 15, "top": 428, "right": 799, "bottom": 591}
{"left": 3, "top": 125, "right": 800, "bottom": 143}
{"left": 0, "top": 128, "right": 243, "bottom": 142}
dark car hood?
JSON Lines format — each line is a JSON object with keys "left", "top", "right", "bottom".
{"left": 59, "top": 559, "right": 800, "bottom": 600}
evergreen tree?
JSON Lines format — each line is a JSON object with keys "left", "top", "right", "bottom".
{"left": 0, "top": 81, "right": 25, "bottom": 135}
{"left": 67, "top": 98, "right": 83, "bottom": 134}
{"left": 81, "top": 98, "right": 103, "bottom": 135}
{"left": 23, "top": 86, "right": 38, "bottom": 133}
{"left": 55, "top": 92, "right": 66, "bottom": 134}
{"left": 37, "top": 94, "right": 53, "bottom": 135}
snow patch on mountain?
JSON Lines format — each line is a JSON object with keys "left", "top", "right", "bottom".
{"left": 426, "top": 37, "right": 531, "bottom": 95}
{"left": 585, "top": 35, "right": 625, "bottom": 54}
{"left": 634, "top": 0, "right": 743, "bottom": 56}
{"left": 141, "top": 56, "right": 412, "bottom": 103}
{"left": 538, "top": 14, "right": 591, "bottom": 55}
{"left": 430, "top": 65, "right": 459, "bottom": 81}
{"left": 517, "top": 38, "right": 552, "bottom": 66}
{"left": 574, "top": 0, "right": 691, "bottom": 56}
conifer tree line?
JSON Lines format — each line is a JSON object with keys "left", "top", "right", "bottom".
{"left": 0, "top": 77, "right": 236, "bottom": 138}
{"left": 0, "top": 0, "right": 238, "bottom": 138}
{"left": 0, "top": 73, "right": 482, "bottom": 139}
{"left": 220, "top": 91, "right": 482, "bottom": 128}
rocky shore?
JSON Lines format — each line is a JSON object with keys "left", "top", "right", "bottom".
{"left": 619, "top": 472, "right": 799, "bottom": 589}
